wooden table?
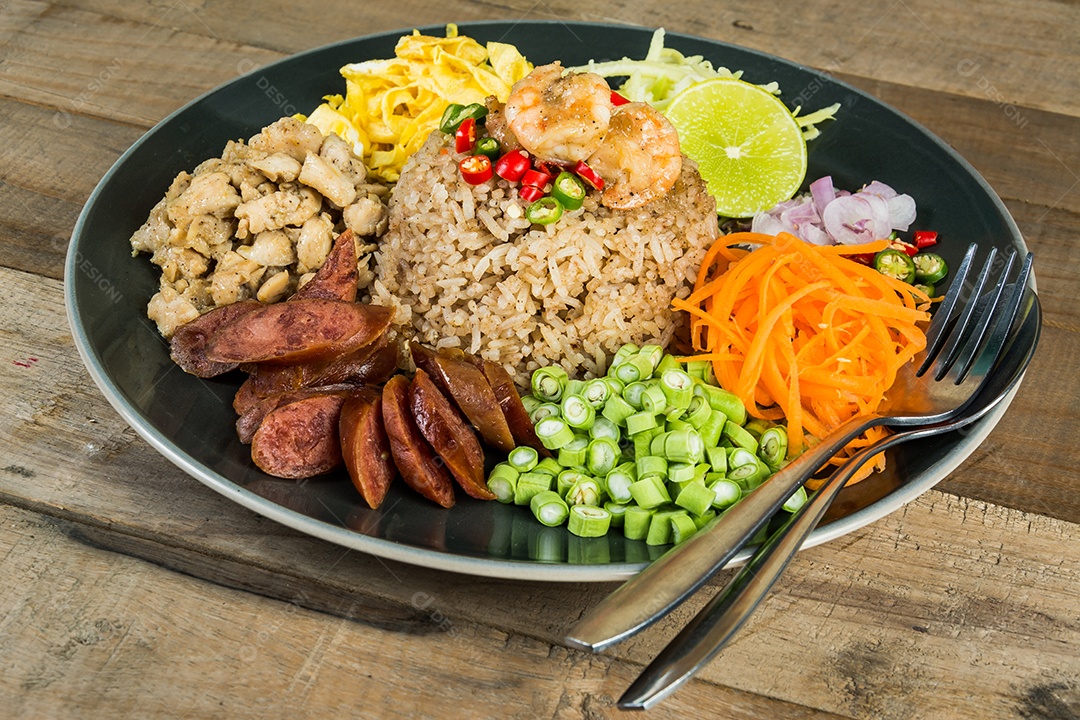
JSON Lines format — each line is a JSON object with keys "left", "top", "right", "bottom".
{"left": 2, "top": 1, "right": 1078, "bottom": 717}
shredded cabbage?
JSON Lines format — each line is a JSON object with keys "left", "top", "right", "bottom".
{"left": 571, "top": 28, "right": 839, "bottom": 141}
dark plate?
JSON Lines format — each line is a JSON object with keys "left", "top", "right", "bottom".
{"left": 65, "top": 21, "right": 1030, "bottom": 580}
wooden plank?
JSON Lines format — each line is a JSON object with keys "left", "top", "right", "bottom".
{"left": 0, "top": 505, "right": 842, "bottom": 720}
{"left": 2, "top": 266, "right": 1079, "bottom": 717}
{"left": 45, "top": 0, "right": 1080, "bottom": 119}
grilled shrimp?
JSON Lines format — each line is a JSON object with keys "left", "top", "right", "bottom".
{"left": 586, "top": 102, "right": 682, "bottom": 210}
{"left": 504, "top": 62, "right": 613, "bottom": 164}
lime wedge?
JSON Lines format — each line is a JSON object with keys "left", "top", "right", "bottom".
{"left": 665, "top": 78, "right": 807, "bottom": 218}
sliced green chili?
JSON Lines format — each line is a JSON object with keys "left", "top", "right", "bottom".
{"left": 474, "top": 136, "right": 500, "bottom": 159}
{"left": 873, "top": 248, "right": 917, "bottom": 283}
{"left": 913, "top": 253, "right": 948, "bottom": 283}
{"left": 526, "top": 196, "right": 563, "bottom": 225}
{"left": 551, "top": 171, "right": 586, "bottom": 211}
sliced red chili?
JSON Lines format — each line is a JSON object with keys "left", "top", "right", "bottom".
{"left": 518, "top": 184, "right": 544, "bottom": 203}
{"left": 455, "top": 118, "right": 477, "bottom": 154}
{"left": 573, "top": 160, "right": 605, "bottom": 191}
{"left": 888, "top": 239, "right": 919, "bottom": 257}
{"left": 522, "top": 168, "right": 553, "bottom": 190}
{"left": 610, "top": 91, "right": 630, "bottom": 106}
{"left": 459, "top": 155, "right": 493, "bottom": 185}
{"left": 495, "top": 150, "right": 531, "bottom": 182}
{"left": 913, "top": 230, "right": 939, "bottom": 249}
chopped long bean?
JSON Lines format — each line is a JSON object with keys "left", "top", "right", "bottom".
{"left": 514, "top": 472, "right": 553, "bottom": 505}
{"left": 586, "top": 437, "right": 620, "bottom": 476}
{"left": 568, "top": 505, "right": 611, "bottom": 537}
{"left": 519, "top": 394, "right": 543, "bottom": 415}
{"left": 557, "top": 434, "right": 589, "bottom": 467}
{"left": 623, "top": 505, "right": 653, "bottom": 540}
{"left": 660, "top": 369, "right": 694, "bottom": 412}
{"left": 639, "top": 384, "right": 668, "bottom": 414}
{"left": 582, "top": 378, "right": 611, "bottom": 408}
{"left": 637, "top": 345, "right": 664, "bottom": 371}
{"left": 536, "top": 417, "right": 575, "bottom": 450}
{"left": 487, "top": 463, "right": 520, "bottom": 504}
{"left": 529, "top": 402, "right": 561, "bottom": 424}
{"left": 603, "top": 501, "right": 628, "bottom": 528}
{"left": 682, "top": 395, "right": 713, "bottom": 429}
{"left": 674, "top": 481, "right": 715, "bottom": 517}
{"left": 759, "top": 426, "right": 788, "bottom": 468}
{"left": 530, "top": 490, "right": 570, "bottom": 527}
{"left": 626, "top": 410, "right": 660, "bottom": 436}
{"left": 588, "top": 416, "right": 621, "bottom": 443}
{"left": 629, "top": 474, "right": 670, "bottom": 508}
{"left": 605, "top": 462, "right": 637, "bottom": 503}
{"left": 723, "top": 420, "right": 759, "bottom": 454}
{"left": 601, "top": 395, "right": 636, "bottom": 426}
{"left": 531, "top": 366, "right": 568, "bottom": 402}
{"left": 566, "top": 477, "right": 603, "bottom": 507}
{"left": 669, "top": 513, "right": 698, "bottom": 543}
{"left": 557, "top": 469, "right": 588, "bottom": 497}
{"left": 782, "top": 485, "right": 808, "bottom": 513}
{"left": 561, "top": 394, "right": 595, "bottom": 430}
{"left": 508, "top": 446, "right": 539, "bottom": 472}
{"left": 709, "top": 478, "right": 741, "bottom": 509}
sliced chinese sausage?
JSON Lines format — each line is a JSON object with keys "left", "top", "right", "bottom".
{"left": 468, "top": 355, "right": 550, "bottom": 457}
{"left": 240, "top": 331, "right": 399, "bottom": 408}
{"left": 409, "top": 369, "right": 493, "bottom": 501}
{"left": 410, "top": 343, "right": 515, "bottom": 453}
{"left": 317, "top": 332, "right": 399, "bottom": 386}
{"left": 339, "top": 387, "right": 395, "bottom": 509}
{"left": 291, "top": 229, "right": 358, "bottom": 303}
{"left": 236, "top": 385, "right": 352, "bottom": 445}
{"left": 234, "top": 375, "right": 261, "bottom": 415}
{"left": 204, "top": 298, "right": 394, "bottom": 365}
{"left": 250, "top": 392, "right": 348, "bottom": 479}
{"left": 381, "top": 375, "right": 455, "bottom": 508}
{"left": 170, "top": 300, "right": 262, "bottom": 378}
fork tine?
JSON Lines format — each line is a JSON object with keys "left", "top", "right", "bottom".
{"left": 917, "top": 242, "right": 978, "bottom": 375}
{"left": 943, "top": 250, "right": 1017, "bottom": 382}
{"left": 931, "top": 247, "right": 999, "bottom": 380}
{"left": 953, "top": 252, "right": 1034, "bottom": 383}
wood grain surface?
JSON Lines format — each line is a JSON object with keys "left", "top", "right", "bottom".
{"left": 2, "top": 1, "right": 1079, "bottom": 718}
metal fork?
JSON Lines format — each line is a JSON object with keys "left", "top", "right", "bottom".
{"left": 566, "top": 245, "right": 1034, "bottom": 653}
{"left": 618, "top": 287, "right": 1041, "bottom": 709}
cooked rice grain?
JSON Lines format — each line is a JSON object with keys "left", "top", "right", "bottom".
{"left": 369, "top": 132, "right": 717, "bottom": 386}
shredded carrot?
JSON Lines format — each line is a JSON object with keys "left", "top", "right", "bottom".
{"left": 677, "top": 231, "right": 931, "bottom": 475}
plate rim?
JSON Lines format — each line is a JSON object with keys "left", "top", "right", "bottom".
{"left": 64, "top": 20, "right": 1031, "bottom": 581}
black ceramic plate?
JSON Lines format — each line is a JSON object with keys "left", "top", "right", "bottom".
{"left": 65, "top": 21, "right": 1030, "bottom": 580}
